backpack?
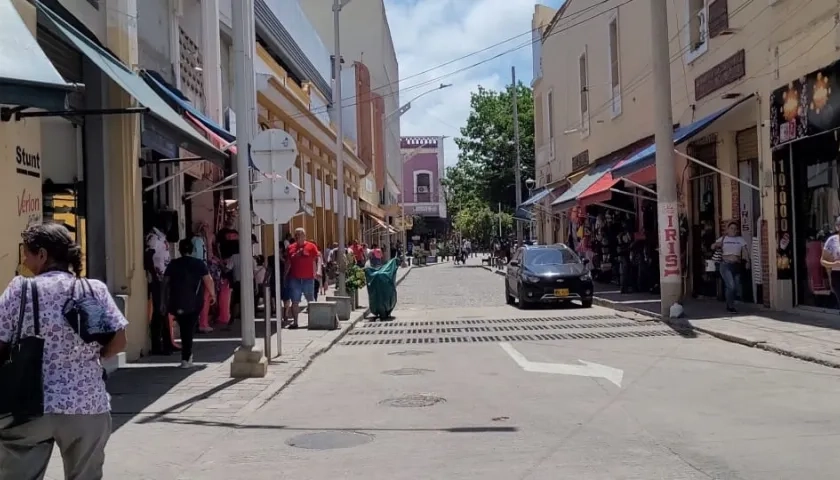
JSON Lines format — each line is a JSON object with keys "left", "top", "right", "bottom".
{"left": 63, "top": 278, "right": 116, "bottom": 347}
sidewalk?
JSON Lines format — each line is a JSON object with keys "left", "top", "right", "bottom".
{"left": 44, "top": 265, "right": 414, "bottom": 480}
{"left": 591, "top": 282, "right": 840, "bottom": 369}
{"left": 481, "top": 263, "right": 840, "bottom": 369}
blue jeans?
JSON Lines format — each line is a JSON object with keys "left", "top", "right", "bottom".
{"left": 719, "top": 262, "right": 741, "bottom": 309}
{"left": 287, "top": 277, "right": 315, "bottom": 304}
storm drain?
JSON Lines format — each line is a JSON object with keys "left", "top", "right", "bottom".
{"left": 349, "top": 322, "right": 651, "bottom": 336}
{"left": 379, "top": 394, "right": 446, "bottom": 408}
{"left": 361, "top": 315, "right": 621, "bottom": 328}
{"left": 286, "top": 431, "right": 374, "bottom": 450}
{"left": 382, "top": 368, "right": 434, "bottom": 376}
{"left": 339, "top": 329, "right": 680, "bottom": 346}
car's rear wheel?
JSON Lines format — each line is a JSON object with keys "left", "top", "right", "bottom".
{"left": 581, "top": 298, "right": 593, "bottom": 308}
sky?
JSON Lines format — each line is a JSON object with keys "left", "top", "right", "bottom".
{"left": 384, "top": 0, "right": 565, "bottom": 166}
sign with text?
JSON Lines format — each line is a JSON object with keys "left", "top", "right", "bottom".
{"left": 657, "top": 201, "right": 681, "bottom": 283}
{"left": 773, "top": 150, "right": 792, "bottom": 279}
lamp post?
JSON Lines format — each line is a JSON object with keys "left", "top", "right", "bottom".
{"left": 333, "top": 0, "right": 351, "bottom": 296}
{"left": 385, "top": 83, "right": 451, "bottom": 121}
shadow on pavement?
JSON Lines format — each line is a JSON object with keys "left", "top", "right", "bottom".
{"left": 107, "top": 319, "right": 280, "bottom": 431}
{"left": 145, "top": 416, "right": 519, "bottom": 433}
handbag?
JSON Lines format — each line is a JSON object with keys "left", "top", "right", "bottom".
{"left": 0, "top": 278, "right": 45, "bottom": 428}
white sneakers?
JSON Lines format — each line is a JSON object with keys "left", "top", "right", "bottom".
{"left": 179, "top": 357, "right": 194, "bottom": 368}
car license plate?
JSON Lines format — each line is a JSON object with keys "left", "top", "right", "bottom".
{"left": 554, "top": 288, "right": 569, "bottom": 297}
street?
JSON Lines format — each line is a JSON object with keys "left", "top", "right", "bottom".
{"left": 169, "top": 259, "right": 840, "bottom": 480}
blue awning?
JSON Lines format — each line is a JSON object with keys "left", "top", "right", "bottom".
{"left": 551, "top": 161, "right": 616, "bottom": 210}
{"left": 37, "top": 2, "right": 227, "bottom": 165}
{"left": 518, "top": 186, "right": 553, "bottom": 208}
{"left": 612, "top": 94, "right": 754, "bottom": 179}
{"left": 143, "top": 70, "right": 258, "bottom": 170}
{"left": 0, "top": 0, "right": 75, "bottom": 111}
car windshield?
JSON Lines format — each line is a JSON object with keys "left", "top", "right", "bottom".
{"left": 524, "top": 248, "right": 580, "bottom": 266}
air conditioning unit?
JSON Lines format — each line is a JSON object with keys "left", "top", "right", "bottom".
{"left": 417, "top": 186, "right": 429, "bottom": 193}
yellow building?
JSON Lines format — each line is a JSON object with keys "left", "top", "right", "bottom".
{"left": 253, "top": 44, "right": 366, "bottom": 250}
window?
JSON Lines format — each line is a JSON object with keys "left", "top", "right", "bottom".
{"left": 608, "top": 15, "right": 622, "bottom": 118}
{"left": 547, "top": 90, "right": 555, "bottom": 143}
{"left": 524, "top": 247, "right": 581, "bottom": 266}
{"left": 579, "top": 49, "right": 590, "bottom": 137}
{"left": 685, "top": 0, "right": 709, "bottom": 63}
{"left": 414, "top": 171, "right": 432, "bottom": 202}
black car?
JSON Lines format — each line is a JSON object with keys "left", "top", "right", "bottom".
{"left": 504, "top": 244, "right": 594, "bottom": 309}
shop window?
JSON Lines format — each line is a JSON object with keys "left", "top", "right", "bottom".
{"left": 685, "top": 0, "right": 709, "bottom": 63}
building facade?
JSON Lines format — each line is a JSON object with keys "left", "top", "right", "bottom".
{"left": 401, "top": 136, "right": 447, "bottom": 237}
{"left": 529, "top": 0, "right": 840, "bottom": 313}
{"left": 299, "top": 0, "right": 403, "bottom": 248}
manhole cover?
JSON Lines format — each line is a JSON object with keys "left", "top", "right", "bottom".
{"left": 380, "top": 394, "right": 446, "bottom": 408}
{"left": 388, "top": 350, "right": 434, "bottom": 356}
{"left": 285, "top": 431, "right": 374, "bottom": 450}
{"left": 382, "top": 368, "right": 434, "bottom": 376}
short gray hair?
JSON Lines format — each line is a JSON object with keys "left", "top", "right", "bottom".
{"left": 294, "top": 227, "right": 306, "bottom": 236}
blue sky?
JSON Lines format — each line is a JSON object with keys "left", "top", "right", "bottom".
{"left": 384, "top": 0, "right": 565, "bottom": 165}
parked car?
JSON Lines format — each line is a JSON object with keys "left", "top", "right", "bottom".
{"left": 504, "top": 244, "right": 594, "bottom": 309}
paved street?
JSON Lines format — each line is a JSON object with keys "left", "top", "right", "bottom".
{"left": 169, "top": 258, "right": 840, "bottom": 480}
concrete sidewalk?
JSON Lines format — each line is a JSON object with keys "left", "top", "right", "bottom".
{"left": 481, "top": 263, "right": 840, "bottom": 369}
{"left": 44, "top": 265, "right": 414, "bottom": 480}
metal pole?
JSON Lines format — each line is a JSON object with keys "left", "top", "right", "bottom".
{"left": 263, "top": 285, "right": 272, "bottom": 359}
{"left": 231, "top": 0, "right": 257, "bottom": 349}
{"left": 511, "top": 67, "right": 524, "bottom": 244}
{"left": 333, "top": 0, "right": 347, "bottom": 296}
{"left": 650, "top": 0, "right": 682, "bottom": 317}
{"left": 498, "top": 202, "right": 502, "bottom": 237}
{"left": 273, "top": 223, "right": 282, "bottom": 356}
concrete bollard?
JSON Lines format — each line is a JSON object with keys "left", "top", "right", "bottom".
{"left": 326, "top": 295, "right": 352, "bottom": 320}
{"left": 307, "top": 301, "right": 339, "bottom": 330}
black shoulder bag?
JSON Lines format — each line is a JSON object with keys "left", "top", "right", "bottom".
{"left": 0, "top": 278, "right": 45, "bottom": 428}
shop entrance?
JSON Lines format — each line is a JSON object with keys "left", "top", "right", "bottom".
{"left": 789, "top": 132, "right": 840, "bottom": 309}
{"left": 688, "top": 137, "right": 721, "bottom": 299}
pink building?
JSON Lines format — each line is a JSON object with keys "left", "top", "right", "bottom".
{"left": 401, "top": 136, "right": 447, "bottom": 219}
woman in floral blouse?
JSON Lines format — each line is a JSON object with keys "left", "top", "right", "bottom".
{"left": 0, "top": 223, "right": 128, "bottom": 479}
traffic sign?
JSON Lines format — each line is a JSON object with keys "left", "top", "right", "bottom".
{"left": 251, "top": 129, "right": 300, "bottom": 224}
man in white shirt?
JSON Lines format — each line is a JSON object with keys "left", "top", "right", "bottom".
{"left": 145, "top": 217, "right": 176, "bottom": 355}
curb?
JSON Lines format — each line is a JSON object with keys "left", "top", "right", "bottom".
{"left": 480, "top": 265, "right": 506, "bottom": 276}
{"left": 238, "top": 265, "right": 416, "bottom": 416}
{"left": 592, "top": 296, "right": 840, "bottom": 370}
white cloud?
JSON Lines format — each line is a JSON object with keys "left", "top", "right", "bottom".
{"left": 384, "top": 0, "right": 557, "bottom": 166}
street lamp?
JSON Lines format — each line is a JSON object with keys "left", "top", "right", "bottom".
{"left": 385, "top": 83, "right": 452, "bottom": 121}
{"left": 333, "top": 0, "right": 351, "bottom": 296}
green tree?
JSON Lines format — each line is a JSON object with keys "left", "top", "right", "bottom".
{"left": 453, "top": 201, "right": 514, "bottom": 245}
{"left": 450, "top": 83, "right": 535, "bottom": 212}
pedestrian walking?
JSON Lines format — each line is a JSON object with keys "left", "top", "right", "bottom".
{"left": 712, "top": 221, "right": 750, "bottom": 313}
{"left": 285, "top": 228, "right": 320, "bottom": 329}
{"left": 163, "top": 240, "right": 216, "bottom": 368}
{"left": 0, "top": 223, "right": 128, "bottom": 479}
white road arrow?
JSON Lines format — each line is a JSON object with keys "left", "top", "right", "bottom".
{"left": 499, "top": 342, "right": 624, "bottom": 388}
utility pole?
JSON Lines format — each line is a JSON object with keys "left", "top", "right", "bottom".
{"left": 511, "top": 66, "right": 524, "bottom": 244}
{"left": 333, "top": 0, "right": 349, "bottom": 296}
{"left": 650, "top": 0, "right": 682, "bottom": 317}
{"left": 230, "top": 0, "right": 266, "bottom": 377}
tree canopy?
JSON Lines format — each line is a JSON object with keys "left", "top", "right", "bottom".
{"left": 442, "top": 82, "right": 534, "bottom": 240}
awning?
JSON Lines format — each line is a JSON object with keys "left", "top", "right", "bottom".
{"left": 0, "top": 0, "right": 75, "bottom": 111}
{"left": 37, "top": 3, "right": 227, "bottom": 165}
{"left": 612, "top": 94, "right": 754, "bottom": 179}
{"left": 551, "top": 161, "right": 616, "bottom": 210}
{"left": 513, "top": 206, "right": 532, "bottom": 222}
{"left": 518, "top": 186, "right": 554, "bottom": 208}
{"left": 578, "top": 173, "right": 621, "bottom": 208}
{"left": 185, "top": 112, "right": 237, "bottom": 155}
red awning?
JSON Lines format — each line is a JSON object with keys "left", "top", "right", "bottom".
{"left": 624, "top": 164, "right": 656, "bottom": 186}
{"left": 578, "top": 172, "right": 621, "bottom": 208}
{"left": 186, "top": 112, "right": 238, "bottom": 155}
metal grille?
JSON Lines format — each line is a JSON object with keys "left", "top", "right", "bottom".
{"left": 360, "top": 315, "right": 622, "bottom": 327}
{"left": 339, "top": 329, "right": 680, "bottom": 346}
{"left": 349, "top": 322, "right": 649, "bottom": 335}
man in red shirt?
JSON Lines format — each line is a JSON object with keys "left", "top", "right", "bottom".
{"left": 284, "top": 227, "right": 320, "bottom": 329}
